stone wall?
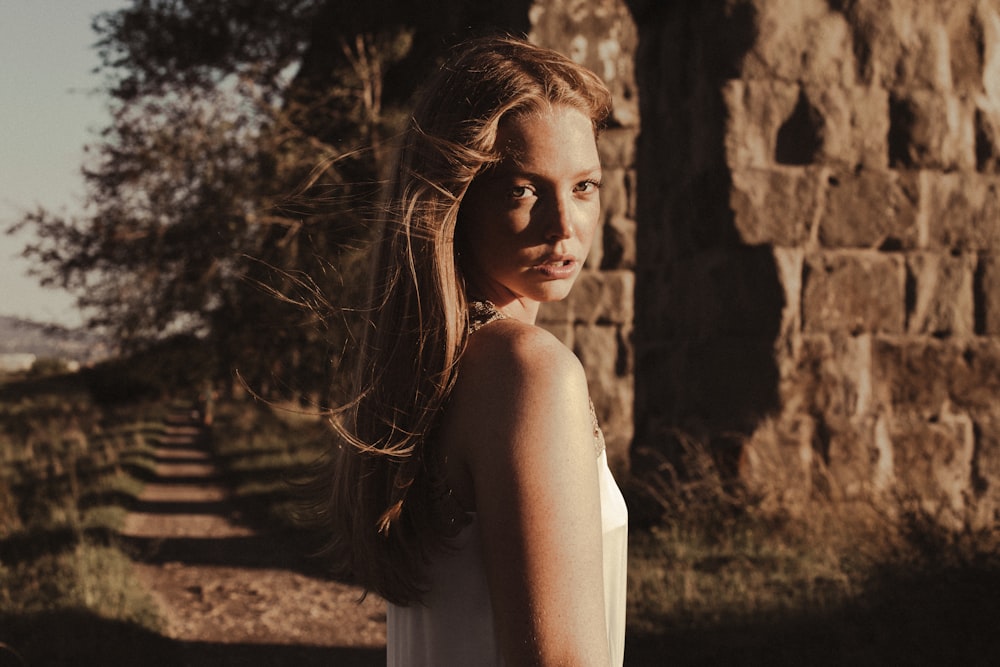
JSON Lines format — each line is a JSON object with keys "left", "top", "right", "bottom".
{"left": 628, "top": 0, "right": 1000, "bottom": 524}
{"left": 530, "top": 0, "right": 639, "bottom": 476}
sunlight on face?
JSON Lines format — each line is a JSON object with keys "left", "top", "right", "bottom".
{"left": 459, "top": 105, "right": 601, "bottom": 321}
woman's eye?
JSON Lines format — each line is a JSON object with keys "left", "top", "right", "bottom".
{"left": 575, "top": 179, "right": 602, "bottom": 194}
{"left": 510, "top": 185, "right": 534, "bottom": 199}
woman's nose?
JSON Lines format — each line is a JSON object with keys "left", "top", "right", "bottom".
{"left": 543, "top": 194, "right": 574, "bottom": 241}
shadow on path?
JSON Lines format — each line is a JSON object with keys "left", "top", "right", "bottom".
{"left": 115, "top": 404, "right": 386, "bottom": 658}
{"left": 122, "top": 532, "right": 329, "bottom": 575}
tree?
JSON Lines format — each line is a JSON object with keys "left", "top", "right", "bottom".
{"left": 10, "top": 0, "right": 531, "bottom": 401}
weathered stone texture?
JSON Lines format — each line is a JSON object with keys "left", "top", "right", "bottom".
{"left": 723, "top": 80, "right": 802, "bottom": 168}
{"left": 729, "top": 167, "right": 816, "bottom": 246}
{"left": 891, "top": 91, "right": 977, "bottom": 170}
{"left": 950, "top": 339, "right": 1000, "bottom": 413}
{"left": 740, "top": 416, "right": 816, "bottom": 506}
{"left": 802, "top": 253, "right": 906, "bottom": 335}
{"left": 821, "top": 415, "right": 888, "bottom": 499}
{"left": 979, "top": 254, "right": 1000, "bottom": 334}
{"left": 924, "top": 173, "right": 1000, "bottom": 249}
{"left": 530, "top": 0, "right": 638, "bottom": 126}
{"left": 630, "top": 0, "right": 1000, "bottom": 523}
{"left": 968, "top": 413, "right": 1000, "bottom": 523}
{"left": 906, "top": 253, "right": 976, "bottom": 337}
{"left": 818, "top": 170, "right": 919, "bottom": 248}
{"left": 889, "top": 407, "right": 976, "bottom": 516}
{"left": 573, "top": 323, "right": 634, "bottom": 471}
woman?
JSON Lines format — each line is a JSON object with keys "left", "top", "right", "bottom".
{"left": 313, "top": 35, "right": 627, "bottom": 666}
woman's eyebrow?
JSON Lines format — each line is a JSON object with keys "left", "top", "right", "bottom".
{"left": 490, "top": 163, "right": 603, "bottom": 181}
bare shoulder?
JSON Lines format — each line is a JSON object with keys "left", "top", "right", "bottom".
{"left": 460, "top": 319, "right": 586, "bottom": 399}
{"left": 446, "top": 320, "right": 609, "bottom": 663}
{"left": 446, "top": 319, "right": 593, "bottom": 463}
{"left": 438, "top": 320, "right": 592, "bottom": 510}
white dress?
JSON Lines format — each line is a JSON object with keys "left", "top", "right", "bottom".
{"left": 386, "top": 439, "right": 628, "bottom": 666}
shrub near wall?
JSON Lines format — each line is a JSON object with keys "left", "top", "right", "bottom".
{"left": 630, "top": 0, "right": 1000, "bottom": 524}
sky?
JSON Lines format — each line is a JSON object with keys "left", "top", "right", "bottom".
{"left": 0, "top": 0, "right": 128, "bottom": 327}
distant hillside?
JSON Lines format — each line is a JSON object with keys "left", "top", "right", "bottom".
{"left": 0, "top": 315, "right": 110, "bottom": 363}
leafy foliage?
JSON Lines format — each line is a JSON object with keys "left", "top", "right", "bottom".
{"left": 9, "top": 1, "right": 538, "bottom": 402}
{"left": 10, "top": 2, "right": 427, "bottom": 402}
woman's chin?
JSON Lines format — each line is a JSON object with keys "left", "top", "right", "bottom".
{"left": 536, "top": 282, "right": 578, "bottom": 304}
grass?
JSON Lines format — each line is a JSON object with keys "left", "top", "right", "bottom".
{"left": 0, "top": 368, "right": 167, "bottom": 664}
{"left": 209, "top": 399, "right": 327, "bottom": 535}
{"left": 210, "top": 400, "right": 1000, "bottom": 665}
{"left": 624, "top": 438, "right": 1000, "bottom": 666}
{"left": 4, "top": 364, "right": 1000, "bottom": 666}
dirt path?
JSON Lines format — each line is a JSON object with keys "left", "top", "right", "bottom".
{"left": 121, "top": 408, "right": 386, "bottom": 666}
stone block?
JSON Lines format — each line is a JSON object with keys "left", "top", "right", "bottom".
{"left": 924, "top": 172, "right": 1000, "bottom": 250}
{"left": 968, "top": 412, "right": 1000, "bottom": 525}
{"left": 740, "top": 415, "right": 816, "bottom": 506}
{"left": 978, "top": 254, "right": 1000, "bottom": 334}
{"left": 529, "top": 0, "right": 639, "bottom": 126}
{"left": 730, "top": 167, "right": 816, "bottom": 246}
{"left": 870, "top": 337, "right": 1000, "bottom": 418}
{"left": 602, "top": 214, "right": 636, "bottom": 270}
{"left": 599, "top": 167, "right": 629, "bottom": 234}
{"left": 975, "top": 104, "right": 1000, "bottom": 173}
{"left": 567, "top": 270, "right": 634, "bottom": 324}
{"left": 723, "top": 80, "right": 801, "bottom": 169}
{"left": 978, "top": 2, "right": 1000, "bottom": 103}
{"left": 625, "top": 168, "right": 637, "bottom": 219}
{"left": 818, "top": 169, "right": 919, "bottom": 248}
{"left": 573, "top": 324, "right": 631, "bottom": 394}
{"left": 804, "top": 82, "right": 890, "bottom": 169}
{"left": 949, "top": 338, "right": 1000, "bottom": 413}
{"left": 888, "top": 90, "right": 976, "bottom": 170}
{"left": 845, "top": 2, "right": 980, "bottom": 92}
{"left": 739, "top": 1, "right": 856, "bottom": 87}
{"left": 795, "top": 333, "right": 876, "bottom": 420}
{"left": 773, "top": 247, "right": 804, "bottom": 352}
{"left": 820, "top": 415, "right": 887, "bottom": 499}
{"left": 802, "top": 252, "right": 906, "bottom": 334}
{"left": 889, "top": 406, "right": 975, "bottom": 517}
{"left": 906, "top": 252, "right": 976, "bottom": 336}
{"left": 908, "top": 23, "right": 959, "bottom": 92}
{"left": 536, "top": 320, "right": 573, "bottom": 347}
{"left": 950, "top": 5, "right": 990, "bottom": 94}
{"left": 573, "top": 323, "right": 634, "bottom": 463}
{"left": 590, "top": 169, "right": 632, "bottom": 274}
{"left": 597, "top": 127, "right": 637, "bottom": 169}
{"left": 585, "top": 235, "right": 604, "bottom": 271}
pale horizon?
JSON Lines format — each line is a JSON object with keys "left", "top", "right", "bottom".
{"left": 0, "top": 0, "right": 129, "bottom": 328}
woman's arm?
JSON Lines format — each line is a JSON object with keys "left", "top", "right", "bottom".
{"left": 454, "top": 321, "right": 609, "bottom": 666}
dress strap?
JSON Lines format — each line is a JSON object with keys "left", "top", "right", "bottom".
{"left": 468, "top": 299, "right": 506, "bottom": 333}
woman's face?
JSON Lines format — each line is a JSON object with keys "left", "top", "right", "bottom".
{"left": 459, "top": 104, "right": 601, "bottom": 320}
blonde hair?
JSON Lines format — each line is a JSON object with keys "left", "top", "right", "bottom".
{"left": 312, "top": 35, "right": 612, "bottom": 604}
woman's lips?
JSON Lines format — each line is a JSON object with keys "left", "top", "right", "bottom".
{"left": 534, "top": 257, "right": 579, "bottom": 279}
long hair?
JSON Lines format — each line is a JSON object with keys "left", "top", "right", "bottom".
{"left": 311, "top": 35, "right": 612, "bottom": 604}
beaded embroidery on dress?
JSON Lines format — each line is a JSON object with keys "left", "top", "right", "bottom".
{"left": 468, "top": 298, "right": 507, "bottom": 332}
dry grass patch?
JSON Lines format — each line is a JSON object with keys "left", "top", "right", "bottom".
{"left": 624, "top": 436, "right": 1000, "bottom": 665}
